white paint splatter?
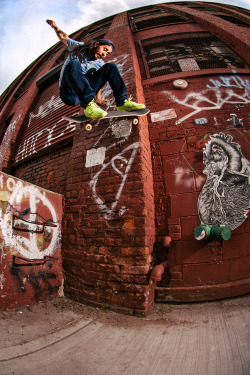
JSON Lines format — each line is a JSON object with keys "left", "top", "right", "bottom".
{"left": 0, "top": 178, "right": 60, "bottom": 259}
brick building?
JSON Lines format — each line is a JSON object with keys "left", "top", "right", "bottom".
{"left": 0, "top": 1, "right": 249, "bottom": 315}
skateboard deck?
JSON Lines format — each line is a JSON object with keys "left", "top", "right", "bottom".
{"left": 63, "top": 108, "right": 149, "bottom": 131}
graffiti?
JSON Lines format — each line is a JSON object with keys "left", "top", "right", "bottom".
{"left": 0, "top": 240, "right": 5, "bottom": 262}
{"left": 101, "top": 54, "right": 132, "bottom": 107}
{"left": 0, "top": 273, "right": 5, "bottom": 289}
{"left": 15, "top": 114, "right": 76, "bottom": 163}
{"left": 174, "top": 167, "right": 193, "bottom": 186}
{"left": 85, "top": 54, "right": 139, "bottom": 220}
{"left": 0, "top": 175, "right": 60, "bottom": 259}
{"left": 10, "top": 265, "right": 57, "bottom": 294}
{"left": 166, "top": 74, "right": 250, "bottom": 125}
{"left": 227, "top": 113, "right": 243, "bottom": 126}
{"left": 187, "top": 134, "right": 210, "bottom": 151}
{"left": 0, "top": 172, "right": 62, "bottom": 307}
{"left": 15, "top": 55, "right": 132, "bottom": 164}
{"left": 169, "top": 88, "right": 250, "bottom": 125}
{"left": 0, "top": 114, "right": 21, "bottom": 165}
{"left": 198, "top": 133, "right": 250, "bottom": 230}
{"left": 206, "top": 73, "right": 250, "bottom": 99}
{"left": 175, "top": 135, "right": 209, "bottom": 189}
{"left": 194, "top": 118, "right": 209, "bottom": 125}
{"left": 27, "top": 95, "right": 64, "bottom": 127}
{"left": 89, "top": 142, "right": 140, "bottom": 220}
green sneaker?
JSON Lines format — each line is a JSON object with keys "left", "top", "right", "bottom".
{"left": 84, "top": 100, "right": 107, "bottom": 119}
{"left": 116, "top": 96, "right": 145, "bottom": 111}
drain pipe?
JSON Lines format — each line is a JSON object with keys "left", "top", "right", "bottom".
{"left": 150, "top": 236, "right": 171, "bottom": 284}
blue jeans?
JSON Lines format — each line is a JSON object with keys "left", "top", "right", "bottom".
{"left": 59, "top": 60, "right": 127, "bottom": 108}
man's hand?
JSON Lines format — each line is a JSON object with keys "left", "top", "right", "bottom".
{"left": 96, "top": 98, "right": 108, "bottom": 106}
{"left": 96, "top": 91, "right": 108, "bottom": 106}
{"left": 46, "top": 19, "right": 57, "bottom": 29}
{"left": 46, "top": 19, "right": 69, "bottom": 46}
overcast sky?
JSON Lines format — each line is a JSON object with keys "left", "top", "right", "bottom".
{"left": 0, "top": 0, "right": 249, "bottom": 95}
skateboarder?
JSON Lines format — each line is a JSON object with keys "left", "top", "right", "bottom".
{"left": 46, "top": 19, "right": 145, "bottom": 119}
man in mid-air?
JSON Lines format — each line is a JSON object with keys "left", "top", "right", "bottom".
{"left": 46, "top": 19, "right": 145, "bottom": 119}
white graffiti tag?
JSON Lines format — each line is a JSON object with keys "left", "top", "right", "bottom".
{"left": 0, "top": 179, "right": 60, "bottom": 259}
{"left": 168, "top": 88, "right": 250, "bottom": 125}
{"left": 206, "top": 73, "right": 250, "bottom": 99}
{"left": 0, "top": 114, "right": 21, "bottom": 165}
{"left": 166, "top": 74, "right": 250, "bottom": 125}
{"left": 15, "top": 117, "right": 76, "bottom": 162}
{"left": 27, "top": 95, "right": 64, "bottom": 127}
{"left": 89, "top": 142, "right": 140, "bottom": 220}
{"left": 86, "top": 53, "right": 139, "bottom": 220}
{"left": 15, "top": 95, "right": 76, "bottom": 163}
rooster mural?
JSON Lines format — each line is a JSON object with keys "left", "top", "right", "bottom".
{"left": 198, "top": 133, "right": 250, "bottom": 231}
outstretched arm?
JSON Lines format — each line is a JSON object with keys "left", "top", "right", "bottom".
{"left": 46, "top": 19, "right": 69, "bottom": 46}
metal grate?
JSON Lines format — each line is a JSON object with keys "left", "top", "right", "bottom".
{"left": 142, "top": 33, "right": 249, "bottom": 78}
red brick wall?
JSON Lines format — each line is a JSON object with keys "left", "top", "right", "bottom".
{"left": 143, "top": 71, "right": 250, "bottom": 301}
{"left": 1, "top": 4, "right": 249, "bottom": 312}
{"left": 60, "top": 18, "right": 155, "bottom": 316}
{"left": 13, "top": 144, "right": 72, "bottom": 196}
{"left": 0, "top": 171, "right": 63, "bottom": 309}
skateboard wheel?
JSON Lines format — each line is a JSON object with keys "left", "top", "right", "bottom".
{"left": 85, "top": 124, "right": 92, "bottom": 131}
{"left": 173, "top": 79, "right": 188, "bottom": 89}
{"left": 132, "top": 118, "right": 139, "bottom": 125}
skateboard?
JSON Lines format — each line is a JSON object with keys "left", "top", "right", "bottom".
{"left": 63, "top": 108, "right": 150, "bottom": 131}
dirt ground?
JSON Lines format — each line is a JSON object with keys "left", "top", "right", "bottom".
{"left": 1, "top": 294, "right": 250, "bottom": 375}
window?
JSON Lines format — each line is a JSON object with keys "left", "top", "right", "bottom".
{"left": 211, "top": 14, "right": 250, "bottom": 27}
{"left": 130, "top": 8, "right": 163, "bottom": 19}
{"left": 85, "top": 17, "right": 113, "bottom": 37}
{"left": 0, "top": 113, "right": 14, "bottom": 143}
{"left": 141, "top": 32, "right": 249, "bottom": 78}
{"left": 133, "top": 15, "right": 191, "bottom": 31}
{"left": 128, "top": 6, "right": 191, "bottom": 31}
{"left": 36, "top": 63, "right": 63, "bottom": 90}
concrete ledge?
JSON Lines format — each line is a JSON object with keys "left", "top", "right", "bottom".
{"left": 155, "top": 278, "right": 250, "bottom": 302}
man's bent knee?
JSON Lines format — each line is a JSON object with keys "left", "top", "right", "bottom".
{"left": 103, "top": 62, "right": 119, "bottom": 73}
{"left": 68, "top": 60, "right": 82, "bottom": 71}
